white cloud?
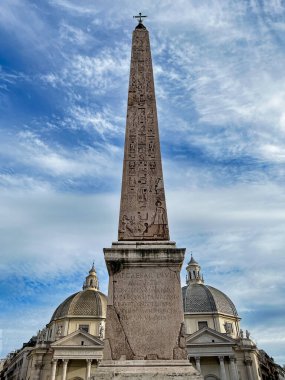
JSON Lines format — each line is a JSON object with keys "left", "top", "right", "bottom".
{"left": 48, "top": 0, "right": 100, "bottom": 15}
{"left": 0, "top": 188, "right": 117, "bottom": 279}
{"left": 59, "top": 22, "right": 92, "bottom": 46}
{"left": 0, "top": 0, "right": 53, "bottom": 55}
{"left": 0, "top": 130, "right": 122, "bottom": 180}
{"left": 0, "top": 66, "right": 28, "bottom": 93}
{"left": 69, "top": 106, "right": 124, "bottom": 136}
{"left": 40, "top": 44, "right": 130, "bottom": 98}
{"left": 260, "top": 143, "right": 285, "bottom": 162}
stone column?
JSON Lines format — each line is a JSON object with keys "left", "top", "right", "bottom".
{"left": 245, "top": 359, "right": 253, "bottom": 380}
{"left": 86, "top": 359, "right": 93, "bottom": 380}
{"left": 62, "top": 359, "right": 69, "bottom": 380}
{"left": 50, "top": 359, "right": 58, "bottom": 380}
{"left": 34, "top": 363, "right": 43, "bottom": 380}
{"left": 229, "top": 356, "right": 238, "bottom": 380}
{"left": 219, "top": 356, "right": 227, "bottom": 380}
{"left": 195, "top": 357, "right": 201, "bottom": 372}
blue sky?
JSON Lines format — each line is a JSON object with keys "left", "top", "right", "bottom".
{"left": 1, "top": 0, "right": 285, "bottom": 365}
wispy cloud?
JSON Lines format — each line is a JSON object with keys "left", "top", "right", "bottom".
{"left": 0, "top": 130, "right": 122, "bottom": 185}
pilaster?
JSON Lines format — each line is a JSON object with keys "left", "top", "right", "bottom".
{"left": 50, "top": 359, "right": 57, "bottom": 380}
{"left": 219, "top": 356, "right": 227, "bottom": 380}
{"left": 61, "top": 359, "right": 69, "bottom": 380}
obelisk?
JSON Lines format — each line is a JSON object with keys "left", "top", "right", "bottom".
{"left": 118, "top": 13, "right": 169, "bottom": 242}
{"left": 94, "top": 14, "right": 202, "bottom": 380}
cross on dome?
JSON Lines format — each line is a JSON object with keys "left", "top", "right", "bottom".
{"left": 90, "top": 261, "right": 96, "bottom": 273}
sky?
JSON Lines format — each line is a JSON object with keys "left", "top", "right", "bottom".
{"left": 0, "top": 0, "right": 285, "bottom": 365}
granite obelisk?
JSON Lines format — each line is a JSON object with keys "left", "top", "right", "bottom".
{"left": 94, "top": 15, "right": 202, "bottom": 379}
{"left": 118, "top": 14, "right": 169, "bottom": 241}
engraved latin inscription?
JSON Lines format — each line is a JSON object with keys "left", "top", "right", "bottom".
{"left": 113, "top": 267, "right": 182, "bottom": 358}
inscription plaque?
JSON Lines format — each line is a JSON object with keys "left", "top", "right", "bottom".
{"left": 103, "top": 247, "right": 188, "bottom": 362}
{"left": 114, "top": 267, "right": 180, "bottom": 358}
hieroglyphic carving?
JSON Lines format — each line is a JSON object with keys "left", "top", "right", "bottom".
{"left": 119, "top": 27, "right": 169, "bottom": 240}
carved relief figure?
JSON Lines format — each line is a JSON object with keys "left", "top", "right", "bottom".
{"left": 138, "top": 62, "right": 144, "bottom": 73}
{"left": 129, "top": 176, "right": 136, "bottom": 188}
{"left": 129, "top": 161, "right": 136, "bottom": 174}
{"left": 152, "top": 199, "right": 167, "bottom": 237}
{"left": 119, "top": 214, "right": 135, "bottom": 237}
{"left": 155, "top": 178, "right": 163, "bottom": 194}
{"left": 137, "top": 187, "right": 148, "bottom": 203}
{"left": 138, "top": 135, "right": 145, "bottom": 144}
{"left": 127, "top": 108, "right": 136, "bottom": 129}
{"left": 137, "top": 212, "right": 148, "bottom": 235}
{"left": 138, "top": 144, "right": 146, "bottom": 155}
{"left": 139, "top": 94, "right": 145, "bottom": 105}
{"left": 128, "top": 91, "right": 136, "bottom": 106}
{"left": 129, "top": 139, "right": 136, "bottom": 158}
{"left": 138, "top": 108, "right": 146, "bottom": 124}
{"left": 149, "top": 161, "right": 156, "bottom": 174}
{"left": 138, "top": 161, "right": 147, "bottom": 173}
{"left": 148, "top": 140, "right": 155, "bottom": 157}
{"left": 148, "top": 124, "right": 154, "bottom": 135}
{"left": 138, "top": 174, "right": 146, "bottom": 185}
{"left": 137, "top": 79, "right": 144, "bottom": 93}
{"left": 138, "top": 124, "right": 146, "bottom": 135}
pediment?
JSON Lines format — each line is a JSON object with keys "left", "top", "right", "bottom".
{"left": 186, "top": 327, "right": 235, "bottom": 345}
{"left": 51, "top": 330, "right": 104, "bottom": 347}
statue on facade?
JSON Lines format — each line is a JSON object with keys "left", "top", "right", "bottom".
{"left": 224, "top": 322, "right": 233, "bottom": 335}
{"left": 99, "top": 322, "right": 104, "bottom": 339}
{"left": 56, "top": 325, "right": 62, "bottom": 338}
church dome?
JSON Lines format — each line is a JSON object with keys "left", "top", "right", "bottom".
{"left": 182, "top": 256, "right": 238, "bottom": 317}
{"left": 50, "top": 265, "right": 107, "bottom": 322}
{"left": 182, "top": 283, "right": 238, "bottom": 316}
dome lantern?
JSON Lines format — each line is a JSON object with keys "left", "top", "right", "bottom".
{"left": 183, "top": 256, "right": 238, "bottom": 318}
{"left": 186, "top": 254, "right": 204, "bottom": 285}
{"left": 83, "top": 262, "right": 99, "bottom": 290}
{"left": 50, "top": 264, "right": 107, "bottom": 323}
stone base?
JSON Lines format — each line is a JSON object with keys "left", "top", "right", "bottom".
{"left": 93, "top": 360, "right": 202, "bottom": 379}
{"left": 103, "top": 241, "right": 188, "bottom": 361}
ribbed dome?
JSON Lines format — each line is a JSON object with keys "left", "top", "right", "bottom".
{"left": 182, "top": 283, "right": 238, "bottom": 317}
{"left": 50, "top": 289, "right": 107, "bottom": 321}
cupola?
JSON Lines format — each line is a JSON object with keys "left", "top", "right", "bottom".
{"left": 83, "top": 263, "right": 99, "bottom": 290}
{"left": 186, "top": 255, "right": 204, "bottom": 284}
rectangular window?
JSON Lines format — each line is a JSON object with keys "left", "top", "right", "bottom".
{"left": 198, "top": 321, "right": 208, "bottom": 330}
{"left": 79, "top": 324, "right": 89, "bottom": 333}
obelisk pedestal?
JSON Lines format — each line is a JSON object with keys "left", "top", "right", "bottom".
{"left": 94, "top": 15, "right": 202, "bottom": 380}
{"left": 95, "top": 241, "right": 202, "bottom": 379}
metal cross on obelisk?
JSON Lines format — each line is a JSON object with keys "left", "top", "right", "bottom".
{"left": 133, "top": 12, "right": 147, "bottom": 24}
